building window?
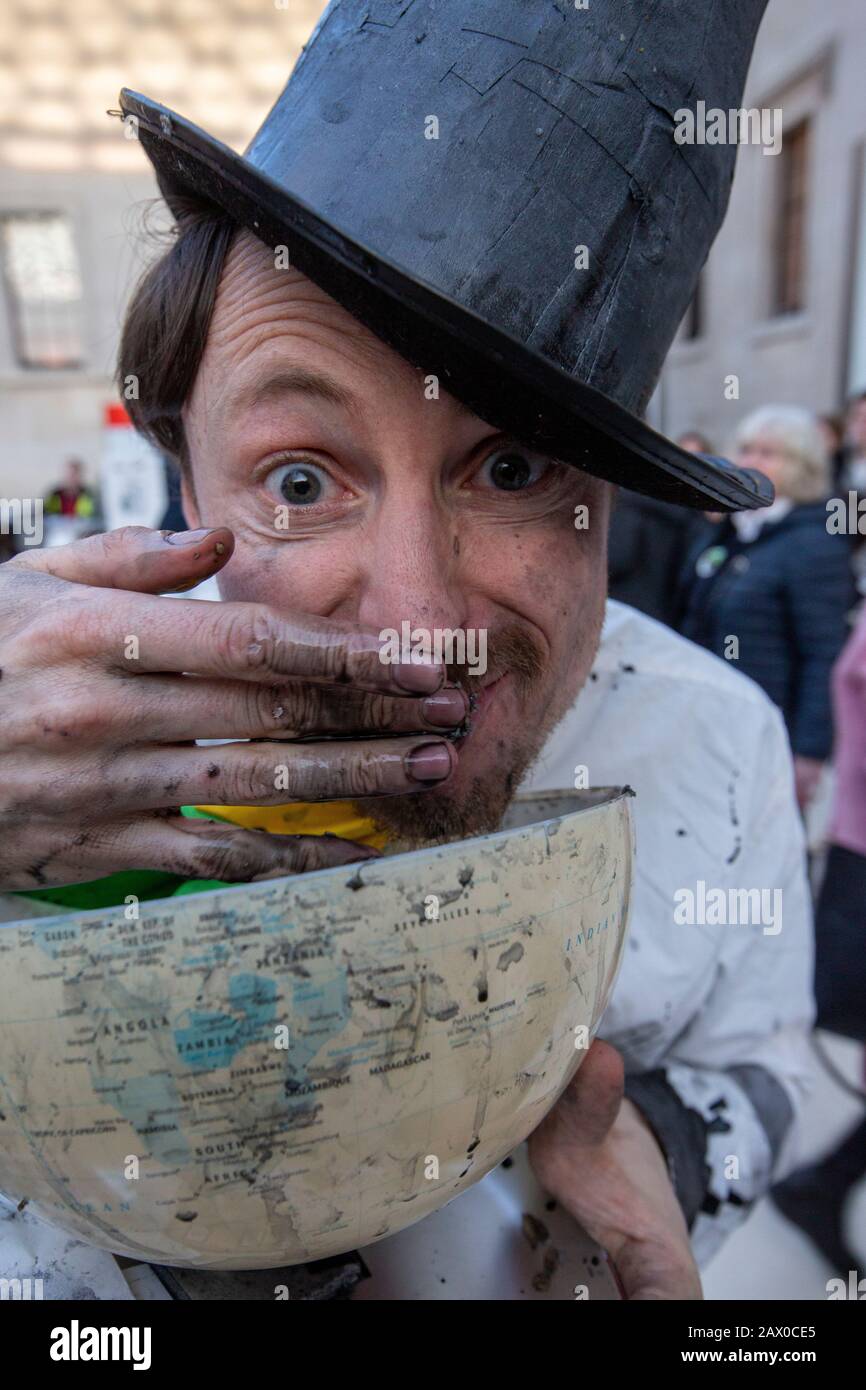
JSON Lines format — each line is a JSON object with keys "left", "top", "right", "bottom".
{"left": 773, "top": 119, "right": 811, "bottom": 316}
{"left": 0, "top": 212, "right": 85, "bottom": 368}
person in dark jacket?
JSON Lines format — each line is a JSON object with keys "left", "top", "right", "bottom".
{"left": 608, "top": 492, "right": 701, "bottom": 628}
{"left": 678, "top": 406, "right": 855, "bottom": 810}
{"left": 607, "top": 431, "right": 711, "bottom": 628}
{"left": 834, "top": 391, "right": 866, "bottom": 495}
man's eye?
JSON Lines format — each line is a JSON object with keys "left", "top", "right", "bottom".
{"left": 266, "top": 461, "right": 328, "bottom": 506}
{"left": 478, "top": 448, "right": 550, "bottom": 492}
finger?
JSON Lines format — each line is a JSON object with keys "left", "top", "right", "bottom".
{"left": 67, "top": 590, "right": 446, "bottom": 695}
{"left": 122, "top": 817, "right": 384, "bottom": 881}
{"left": 133, "top": 737, "right": 457, "bottom": 809}
{"left": 9, "top": 525, "right": 235, "bottom": 594}
{"left": 24, "top": 738, "right": 457, "bottom": 816}
{"left": 545, "top": 1041, "right": 625, "bottom": 1149}
{"left": 611, "top": 1237, "right": 703, "bottom": 1301}
{"left": 59, "top": 676, "right": 470, "bottom": 745}
{"left": 4, "top": 816, "right": 381, "bottom": 890}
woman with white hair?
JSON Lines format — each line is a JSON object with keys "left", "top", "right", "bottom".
{"left": 678, "top": 405, "right": 855, "bottom": 809}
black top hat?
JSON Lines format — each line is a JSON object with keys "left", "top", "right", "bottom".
{"left": 120, "top": 0, "right": 772, "bottom": 511}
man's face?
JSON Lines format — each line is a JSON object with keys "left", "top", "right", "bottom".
{"left": 676, "top": 433, "right": 708, "bottom": 456}
{"left": 182, "top": 232, "right": 610, "bottom": 843}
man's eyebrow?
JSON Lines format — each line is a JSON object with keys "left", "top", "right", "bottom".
{"left": 226, "top": 366, "right": 359, "bottom": 418}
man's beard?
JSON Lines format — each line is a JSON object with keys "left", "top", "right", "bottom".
{"left": 353, "top": 612, "right": 602, "bottom": 849}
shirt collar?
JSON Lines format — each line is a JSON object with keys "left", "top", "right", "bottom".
{"left": 731, "top": 497, "right": 793, "bottom": 543}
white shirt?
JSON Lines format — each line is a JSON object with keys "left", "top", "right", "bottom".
{"left": 524, "top": 600, "right": 815, "bottom": 1263}
{"left": 732, "top": 497, "right": 793, "bottom": 543}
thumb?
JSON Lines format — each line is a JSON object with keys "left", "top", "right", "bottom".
{"left": 614, "top": 1238, "right": 703, "bottom": 1301}
{"left": 548, "top": 1039, "right": 625, "bottom": 1149}
{"left": 11, "top": 525, "right": 234, "bottom": 594}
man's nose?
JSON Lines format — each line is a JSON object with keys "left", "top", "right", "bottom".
{"left": 355, "top": 491, "right": 467, "bottom": 636}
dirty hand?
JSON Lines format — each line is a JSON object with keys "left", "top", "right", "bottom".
{"left": 528, "top": 1040, "right": 703, "bottom": 1300}
{"left": 0, "top": 526, "right": 464, "bottom": 890}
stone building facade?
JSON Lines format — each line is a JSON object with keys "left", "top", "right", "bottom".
{"left": 652, "top": 0, "right": 866, "bottom": 452}
{"left": 0, "top": 0, "right": 324, "bottom": 497}
{"left": 2, "top": 0, "right": 865, "bottom": 496}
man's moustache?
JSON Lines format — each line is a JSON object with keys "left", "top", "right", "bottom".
{"left": 446, "top": 624, "right": 546, "bottom": 701}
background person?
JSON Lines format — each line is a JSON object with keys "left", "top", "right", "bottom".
{"left": 836, "top": 391, "right": 866, "bottom": 494}
{"left": 773, "top": 604, "right": 866, "bottom": 1273}
{"left": 676, "top": 431, "right": 715, "bottom": 456}
{"left": 678, "top": 405, "right": 855, "bottom": 809}
{"left": 820, "top": 413, "right": 846, "bottom": 474}
{"left": 607, "top": 433, "right": 712, "bottom": 629}
{"left": 44, "top": 458, "right": 97, "bottom": 520}
{"left": 42, "top": 458, "right": 100, "bottom": 548}
{"left": 835, "top": 391, "right": 866, "bottom": 594}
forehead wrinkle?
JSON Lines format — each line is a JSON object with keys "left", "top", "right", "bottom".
{"left": 206, "top": 232, "right": 397, "bottom": 374}
{"left": 223, "top": 365, "right": 359, "bottom": 424}
{"left": 190, "top": 257, "right": 389, "bottom": 446}
{"left": 191, "top": 231, "right": 493, "bottom": 452}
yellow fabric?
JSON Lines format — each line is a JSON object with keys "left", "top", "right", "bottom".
{"left": 194, "top": 800, "right": 389, "bottom": 849}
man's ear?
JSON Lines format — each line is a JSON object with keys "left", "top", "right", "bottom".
{"left": 180, "top": 472, "right": 201, "bottom": 529}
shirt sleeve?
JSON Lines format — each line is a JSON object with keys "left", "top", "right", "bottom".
{"left": 625, "top": 700, "right": 816, "bottom": 1266}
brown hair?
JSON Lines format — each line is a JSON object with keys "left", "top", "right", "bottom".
{"left": 117, "top": 196, "right": 237, "bottom": 466}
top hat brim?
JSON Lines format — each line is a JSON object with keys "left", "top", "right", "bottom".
{"left": 120, "top": 90, "right": 772, "bottom": 513}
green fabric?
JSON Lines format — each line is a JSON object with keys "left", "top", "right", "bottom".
{"left": 13, "top": 806, "right": 234, "bottom": 912}
{"left": 14, "top": 870, "right": 186, "bottom": 911}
